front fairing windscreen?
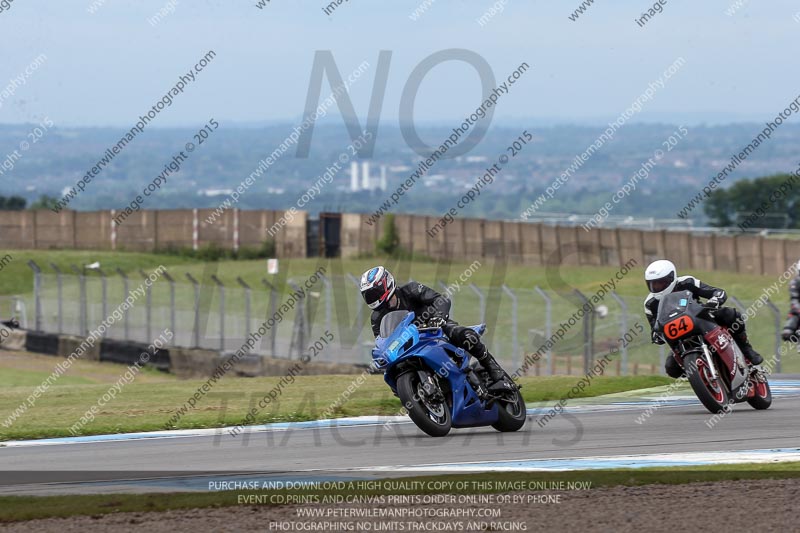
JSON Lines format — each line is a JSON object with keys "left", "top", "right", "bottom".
{"left": 379, "top": 310, "right": 412, "bottom": 338}
{"left": 656, "top": 290, "right": 693, "bottom": 327}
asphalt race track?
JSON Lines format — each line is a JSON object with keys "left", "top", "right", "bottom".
{"left": 2, "top": 378, "right": 800, "bottom": 495}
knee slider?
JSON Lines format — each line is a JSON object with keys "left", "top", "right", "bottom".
{"left": 462, "top": 329, "right": 481, "bottom": 347}
{"left": 716, "top": 306, "right": 738, "bottom": 326}
{"left": 450, "top": 326, "right": 479, "bottom": 350}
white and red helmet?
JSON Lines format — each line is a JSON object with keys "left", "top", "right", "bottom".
{"left": 360, "top": 266, "right": 396, "bottom": 309}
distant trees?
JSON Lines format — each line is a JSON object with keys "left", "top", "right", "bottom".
{"left": 28, "top": 195, "right": 59, "bottom": 210}
{"left": 376, "top": 213, "right": 402, "bottom": 256}
{"left": 704, "top": 173, "right": 799, "bottom": 229}
{"left": 0, "top": 196, "right": 26, "bottom": 210}
{"left": 0, "top": 195, "right": 62, "bottom": 210}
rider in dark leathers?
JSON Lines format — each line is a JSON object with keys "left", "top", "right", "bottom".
{"left": 360, "top": 266, "right": 506, "bottom": 384}
{"left": 781, "top": 262, "right": 800, "bottom": 342}
{"left": 644, "top": 260, "right": 763, "bottom": 378}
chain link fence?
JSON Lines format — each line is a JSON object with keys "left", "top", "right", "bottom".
{"left": 20, "top": 261, "right": 793, "bottom": 375}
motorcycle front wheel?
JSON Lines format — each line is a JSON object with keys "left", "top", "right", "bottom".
{"left": 397, "top": 371, "right": 452, "bottom": 437}
{"left": 684, "top": 351, "right": 730, "bottom": 414}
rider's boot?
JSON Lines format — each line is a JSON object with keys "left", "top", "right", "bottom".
{"left": 475, "top": 350, "right": 506, "bottom": 385}
{"left": 733, "top": 332, "right": 763, "bottom": 365}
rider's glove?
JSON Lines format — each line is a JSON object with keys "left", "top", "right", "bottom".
{"left": 707, "top": 290, "right": 726, "bottom": 309}
{"left": 652, "top": 331, "right": 665, "bottom": 345}
{"left": 427, "top": 316, "right": 446, "bottom": 329}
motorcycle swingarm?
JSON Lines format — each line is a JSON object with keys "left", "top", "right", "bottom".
{"left": 483, "top": 380, "right": 520, "bottom": 405}
{"left": 750, "top": 366, "right": 769, "bottom": 382}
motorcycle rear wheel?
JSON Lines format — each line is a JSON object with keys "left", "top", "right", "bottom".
{"left": 684, "top": 351, "right": 730, "bottom": 414}
{"left": 491, "top": 376, "right": 527, "bottom": 432}
{"left": 492, "top": 389, "right": 528, "bottom": 432}
{"left": 397, "top": 371, "right": 452, "bottom": 437}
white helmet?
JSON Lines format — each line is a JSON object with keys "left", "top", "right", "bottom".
{"left": 645, "top": 259, "right": 677, "bottom": 300}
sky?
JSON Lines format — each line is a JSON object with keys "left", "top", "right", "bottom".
{"left": 1, "top": 0, "right": 798, "bottom": 128}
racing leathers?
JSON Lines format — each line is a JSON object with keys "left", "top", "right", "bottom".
{"left": 644, "top": 275, "right": 763, "bottom": 378}
{"left": 781, "top": 274, "right": 800, "bottom": 342}
{"left": 370, "top": 281, "right": 505, "bottom": 383}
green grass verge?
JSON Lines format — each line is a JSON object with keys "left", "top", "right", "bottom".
{"left": 0, "top": 350, "right": 177, "bottom": 385}
{"left": 0, "top": 367, "right": 95, "bottom": 387}
{"left": 0, "top": 250, "right": 200, "bottom": 297}
{"left": 0, "top": 374, "right": 671, "bottom": 441}
{"left": 1, "top": 463, "right": 798, "bottom": 523}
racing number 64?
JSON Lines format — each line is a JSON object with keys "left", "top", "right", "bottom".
{"left": 664, "top": 316, "right": 694, "bottom": 340}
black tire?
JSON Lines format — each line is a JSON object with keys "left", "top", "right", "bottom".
{"left": 684, "top": 351, "right": 730, "bottom": 414}
{"left": 747, "top": 377, "right": 772, "bottom": 410}
{"left": 396, "top": 371, "right": 451, "bottom": 437}
{"left": 491, "top": 381, "right": 527, "bottom": 432}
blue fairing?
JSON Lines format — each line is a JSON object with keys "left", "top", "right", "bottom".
{"left": 373, "top": 312, "right": 498, "bottom": 428}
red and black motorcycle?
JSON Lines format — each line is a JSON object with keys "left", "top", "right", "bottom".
{"left": 655, "top": 290, "right": 771, "bottom": 414}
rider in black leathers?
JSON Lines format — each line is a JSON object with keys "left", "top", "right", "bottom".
{"left": 781, "top": 263, "right": 800, "bottom": 342}
{"left": 644, "top": 260, "right": 763, "bottom": 378}
{"left": 360, "top": 266, "right": 505, "bottom": 384}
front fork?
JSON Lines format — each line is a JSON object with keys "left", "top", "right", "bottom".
{"left": 417, "top": 369, "right": 445, "bottom": 402}
{"left": 700, "top": 343, "right": 719, "bottom": 381}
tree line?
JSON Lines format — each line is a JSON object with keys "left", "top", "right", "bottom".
{"left": 705, "top": 173, "right": 799, "bottom": 229}
{"left": 0, "top": 195, "right": 61, "bottom": 210}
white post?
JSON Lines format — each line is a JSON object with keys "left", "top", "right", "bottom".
{"left": 192, "top": 208, "right": 199, "bottom": 251}
{"left": 110, "top": 209, "right": 117, "bottom": 250}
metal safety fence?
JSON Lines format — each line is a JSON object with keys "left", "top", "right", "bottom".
{"left": 20, "top": 261, "right": 794, "bottom": 375}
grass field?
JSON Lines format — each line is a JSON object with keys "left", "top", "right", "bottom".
{"left": 0, "top": 367, "right": 95, "bottom": 387}
{"left": 1, "top": 463, "right": 798, "bottom": 522}
{"left": 0, "top": 350, "right": 671, "bottom": 440}
{"left": 0, "top": 250, "right": 199, "bottom": 297}
{"left": 0, "top": 351, "right": 176, "bottom": 387}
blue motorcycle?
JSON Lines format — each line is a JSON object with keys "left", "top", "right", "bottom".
{"left": 371, "top": 311, "right": 526, "bottom": 437}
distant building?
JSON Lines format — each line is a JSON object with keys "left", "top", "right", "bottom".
{"left": 361, "top": 161, "right": 371, "bottom": 190}
{"left": 379, "top": 165, "right": 387, "bottom": 191}
{"left": 349, "top": 161, "right": 387, "bottom": 192}
{"left": 199, "top": 188, "right": 234, "bottom": 196}
{"left": 350, "top": 161, "right": 360, "bottom": 192}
